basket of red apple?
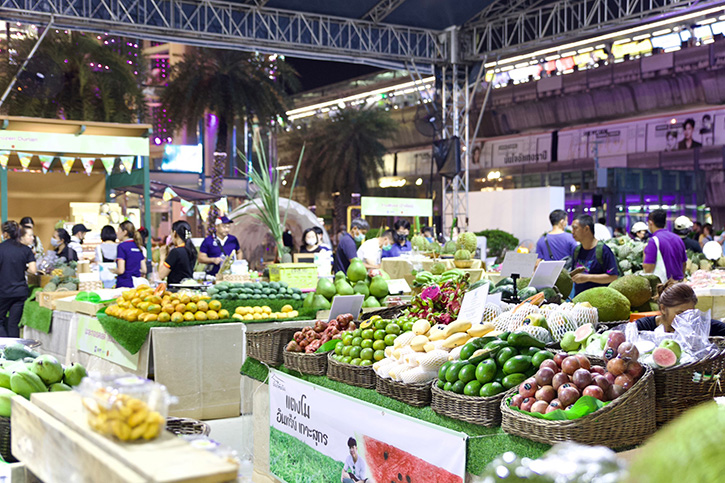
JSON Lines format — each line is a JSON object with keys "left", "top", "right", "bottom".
{"left": 500, "top": 351, "right": 656, "bottom": 448}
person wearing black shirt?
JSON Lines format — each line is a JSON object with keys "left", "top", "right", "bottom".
{"left": 51, "top": 228, "right": 78, "bottom": 262}
{"left": 0, "top": 222, "right": 37, "bottom": 337}
{"left": 158, "top": 220, "right": 196, "bottom": 286}
{"left": 636, "top": 281, "right": 725, "bottom": 337}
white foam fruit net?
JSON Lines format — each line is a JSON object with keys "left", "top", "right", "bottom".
{"left": 493, "top": 311, "right": 512, "bottom": 332}
{"left": 505, "top": 304, "right": 540, "bottom": 331}
{"left": 515, "top": 325, "right": 553, "bottom": 343}
{"left": 569, "top": 305, "right": 598, "bottom": 327}
{"left": 547, "top": 311, "right": 578, "bottom": 342}
{"left": 481, "top": 303, "right": 503, "bottom": 323}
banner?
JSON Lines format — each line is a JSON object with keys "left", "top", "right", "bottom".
{"left": 80, "top": 157, "right": 95, "bottom": 176}
{"left": 0, "top": 151, "right": 9, "bottom": 169}
{"left": 268, "top": 370, "right": 467, "bottom": 483}
{"left": 197, "top": 204, "right": 211, "bottom": 222}
{"left": 38, "top": 155, "right": 54, "bottom": 174}
{"left": 162, "top": 187, "right": 178, "bottom": 202}
{"left": 61, "top": 157, "right": 74, "bottom": 175}
{"left": 179, "top": 199, "right": 194, "bottom": 216}
{"left": 101, "top": 157, "right": 115, "bottom": 175}
{"left": 18, "top": 152, "right": 32, "bottom": 170}
{"left": 361, "top": 197, "right": 432, "bottom": 217}
{"left": 120, "top": 156, "right": 135, "bottom": 174}
{"left": 214, "top": 197, "right": 228, "bottom": 215}
{"left": 0, "top": 130, "right": 149, "bottom": 156}
{"left": 480, "top": 133, "right": 552, "bottom": 168}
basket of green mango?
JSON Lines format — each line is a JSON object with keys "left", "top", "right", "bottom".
{"left": 431, "top": 331, "right": 554, "bottom": 427}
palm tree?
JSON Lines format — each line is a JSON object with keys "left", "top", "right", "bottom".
{"left": 0, "top": 31, "right": 145, "bottom": 122}
{"left": 160, "top": 49, "right": 297, "bottom": 230}
{"left": 283, "top": 106, "right": 396, "bottom": 207}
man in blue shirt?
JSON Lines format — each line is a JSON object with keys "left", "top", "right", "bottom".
{"left": 198, "top": 216, "right": 242, "bottom": 276}
{"left": 536, "top": 209, "right": 578, "bottom": 261}
{"left": 570, "top": 214, "right": 619, "bottom": 295}
{"left": 393, "top": 219, "right": 412, "bottom": 253}
{"left": 333, "top": 218, "right": 368, "bottom": 274}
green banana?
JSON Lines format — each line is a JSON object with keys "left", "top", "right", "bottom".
{"left": 10, "top": 370, "right": 47, "bottom": 399}
{"left": 0, "top": 387, "right": 14, "bottom": 417}
{"left": 0, "top": 368, "right": 11, "bottom": 390}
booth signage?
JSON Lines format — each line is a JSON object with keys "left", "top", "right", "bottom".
{"left": 361, "top": 197, "right": 432, "bottom": 217}
{"left": 76, "top": 315, "right": 140, "bottom": 370}
{"left": 0, "top": 130, "right": 149, "bottom": 156}
{"left": 269, "top": 369, "right": 467, "bottom": 483}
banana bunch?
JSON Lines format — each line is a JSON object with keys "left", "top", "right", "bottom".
{"left": 413, "top": 269, "right": 467, "bottom": 287}
{"left": 83, "top": 389, "right": 165, "bottom": 442}
{"left": 413, "top": 271, "right": 436, "bottom": 287}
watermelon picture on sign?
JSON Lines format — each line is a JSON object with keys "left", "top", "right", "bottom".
{"left": 364, "top": 435, "right": 463, "bottom": 483}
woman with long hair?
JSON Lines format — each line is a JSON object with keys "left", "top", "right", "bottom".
{"left": 158, "top": 221, "right": 197, "bottom": 286}
{"left": 0, "top": 221, "right": 37, "bottom": 336}
{"left": 51, "top": 228, "right": 78, "bottom": 262}
{"left": 115, "top": 221, "right": 147, "bottom": 288}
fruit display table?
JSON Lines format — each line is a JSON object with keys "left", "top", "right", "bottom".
{"left": 382, "top": 257, "right": 486, "bottom": 283}
{"left": 22, "top": 310, "right": 76, "bottom": 364}
{"left": 693, "top": 289, "right": 725, "bottom": 320}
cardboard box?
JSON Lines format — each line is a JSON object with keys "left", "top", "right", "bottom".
{"left": 268, "top": 263, "right": 318, "bottom": 290}
{"left": 55, "top": 297, "right": 112, "bottom": 316}
{"left": 36, "top": 290, "right": 81, "bottom": 309}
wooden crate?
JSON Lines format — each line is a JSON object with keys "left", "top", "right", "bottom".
{"left": 12, "top": 392, "right": 238, "bottom": 483}
{"left": 35, "top": 290, "right": 80, "bottom": 310}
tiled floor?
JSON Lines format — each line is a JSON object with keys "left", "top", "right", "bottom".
{"left": 205, "top": 415, "right": 255, "bottom": 481}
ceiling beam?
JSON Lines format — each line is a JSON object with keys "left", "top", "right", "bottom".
{"left": 363, "top": 0, "right": 407, "bottom": 24}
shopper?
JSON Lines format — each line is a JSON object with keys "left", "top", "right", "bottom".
{"left": 673, "top": 216, "right": 702, "bottom": 253}
{"left": 20, "top": 217, "right": 44, "bottom": 258}
{"left": 630, "top": 222, "right": 649, "bottom": 243}
{"left": 138, "top": 226, "right": 149, "bottom": 257}
{"left": 613, "top": 227, "right": 625, "bottom": 237}
{"left": 300, "top": 227, "right": 330, "bottom": 254}
{"left": 115, "top": 221, "right": 146, "bottom": 288}
{"left": 535, "top": 209, "right": 577, "bottom": 261}
{"left": 358, "top": 229, "right": 395, "bottom": 268}
{"left": 51, "top": 228, "right": 78, "bottom": 262}
{"left": 699, "top": 223, "right": 714, "bottom": 248}
{"left": 643, "top": 209, "right": 687, "bottom": 282}
{"left": 692, "top": 221, "right": 703, "bottom": 240}
{"left": 636, "top": 281, "right": 725, "bottom": 336}
{"left": 159, "top": 220, "right": 197, "bottom": 285}
{"left": 341, "top": 437, "right": 367, "bottom": 483}
{"left": 198, "top": 215, "right": 242, "bottom": 276}
{"left": 594, "top": 217, "right": 612, "bottom": 241}
{"left": 0, "top": 221, "right": 37, "bottom": 337}
{"left": 393, "top": 219, "right": 412, "bottom": 252}
{"left": 95, "top": 225, "right": 118, "bottom": 263}
{"left": 422, "top": 226, "right": 435, "bottom": 244}
{"left": 69, "top": 224, "right": 90, "bottom": 259}
{"left": 570, "top": 214, "right": 619, "bottom": 295}
{"left": 333, "top": 218, "right": 368, "bottom": 274}
{"left": 312, "top": 226, "right": 331, "bottom": 250}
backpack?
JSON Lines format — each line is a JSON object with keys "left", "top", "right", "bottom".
{"left": 571, "top": 241, "right": 622, "bottom": 276}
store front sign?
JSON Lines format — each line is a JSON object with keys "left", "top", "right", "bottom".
{"left": 361, "top": 196, "right": 432, "bottom": 217}
{"left": 0, "top": 130, "right": 149, "bottom": 156}
{"left": 481, "top": 133, "right": 552, "bottom": 168}
{"left": 76, "top": 315, "right": 140, "bottom": 370}
{"left": 269, "top": 369, "right": 467, "bottom": 483}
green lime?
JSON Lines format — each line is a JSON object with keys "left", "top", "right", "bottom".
{"left": 341, "top": 356, "right": 352, "bottom": 364}
{"left": 334, "top": 342, "right": 344, "bottom": 355}
{"left": 361, "top": 339, "right": 374, "bottom": 349}
{"left": 384, "top": 334, "right": 397, "bottom": 346}
{"left": 342, "top": 334, "right": 353, "bottom": 346}
{"left": 372, "top": 340, "right": 386, "bottom": 351}
{"left": 352, "top": 329, "right": 362, "bottom": 338}
{"left": 360, "top": 360, "right": 373, "bottom": 366}
{"left": 385, "top": 324, "right": 401, "bottom": 335}
{"left": 352, "top": 336, "right": 363, "bottom": 347}
{"left": 374, "top": 319, "right": 388, "bottom": 330}
{"left": 402, "top": 321, "right": 415, "bottom": 332}
{"left": 475, "top": 359, "right": 497, "bottom": 384}
{"left": 342, "top": 345, "right": 352, "bottom": 357}
{"left": 458, "top": 364, "right": 477, "bottom": 384}
{"left": 463, "top": 380, "right": 483, "bottom": 396}
{"left": 349, "top": 346, "right": 362, "bottom": 359}
{"left": 373, "top": 349, "right": 385, "bottom": 361}
{"left": 350, "top": 358, "right": 362, "bottom": 366}
{"left": 361, "top": 329, "right": 375, "bottom": 340}
{"left": 374, "top": 329, "right": 387, "bottom": 340}
{"left": 360, "top": 348, "right": 374, "bottom": 361}
{"left": 451, "top": 380, "right": 466, "bottom": 394}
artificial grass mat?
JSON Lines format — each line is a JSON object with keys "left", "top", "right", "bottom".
{"left": 20, "top": 300, "right": 53, "bottom": 333}
{"left": 240, "top": 357, "right": 550, "bottom": 475}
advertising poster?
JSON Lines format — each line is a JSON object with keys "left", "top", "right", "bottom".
{"left": 269, "top": 369, "right": 467, "bottom": 483}
{"left": 480, "top": 133, "right": 552, "bottom": 168}
{"left": 646, "top": 112, "right": 718, "bottom": 152}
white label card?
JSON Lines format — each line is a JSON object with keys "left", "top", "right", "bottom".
{"left": 457, "top": 283, "right": 489, "bottom": 324}
{"left": 386, "top": 278, "right": 411, "bottom": 295}
{"left": 529, "top": 260, "right": 566, "bottom": 289}
{"left": 499, "top": 252, "right": 537, "bottom": 278}
{"left": 327, "top": 294, "right": 365, "bottom": 322}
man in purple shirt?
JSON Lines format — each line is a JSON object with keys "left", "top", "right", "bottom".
{"left": 643, "top": 209, "right": 687, "bottom": 282}
{"left": 333, "top": 218, "right": 369, "bottom": 274}
{"left": 535, "top": 209, "right": 578, "bottom": 261}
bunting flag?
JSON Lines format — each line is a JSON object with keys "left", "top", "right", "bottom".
{"left": 214, "top": 197, "right": 228, "bottom": 215}
{"left": 0, "top": 151, "right": 10, "bottom": 169}
{"left": 120, "top": 156, "right": 134, "bottom": 173}
{"left": 162, "top": 187, "right": 178, "bottom": 202}
{"left": 61, "top": 156, "right": 74, "bottom": 175}
{"left": 180, "top": 199, "right": 194, "bottom": 216}
{"left": 38, "top": 155, "right": 54, "bottom": 174}
{"left": 101, "top": 157, "right": 115, "bottom": 175}
{"left": 80, "top": 157, "right": 95, "bottom": 176}
{"left": 18, "top": 152, "right": 32, "bottom": 170}
{"left": 197, "top": 204, "right": 211, "bottom": 222}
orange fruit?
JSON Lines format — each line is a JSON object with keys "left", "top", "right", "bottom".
{"left": 208, "top": 300, "right": 222, "bottom": 311}
{"left": 162, "top": 304, "right": 175, "bottom": 314}
{"left": 180, "top": 295, "right": 191, "bottom": 304}
{"left": 206, "top": 310, "right": 219, "bottom": 320}
{"left": 191, "top": 294, "right": 200, "bottom": 303}
{"left": 196, "top": 300, "right": 209, "bottom": 312}
{"left": 218, "top": 309, "right": 230, "bottom": 319}
{"left": 195, "top": 311, "right": 207, "bottom": 321}
{"left": 183, "top": 312, "right": 195, "bottom": 321}
{"left": 171, "top": 312, "right": 184, "bottom": 323}
{"left": 157, "top": 312, "right": 171, "bottom": 323}
{"left": 175, "top": 303, "right": 186, "bottom": 313}
{"left": 185, "top": 302, "right": 198, "bottom": 314}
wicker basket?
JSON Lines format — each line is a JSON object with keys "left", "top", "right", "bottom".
{"left": 246, "top": 327, "right": 297, "bottom": 366}
{"left": 431, "top": 380, "right": 506, "bottom": 427}
{"left": 0, "top": 416, "right": 13, "bottom": 462}
{"left": 653, "top": 336, "right": 725, "bottom": 425}
{"left": 500, "top": 364, "right": 656, "bottom": 448}
{"left": 360, "top": 304, "right": 411, "bottom": 321}
{"left": 283, "top": 349, "right": 330, "bottom": 376}
{"left": 166, "top": 417, "right": 211, "bottom": 436}
{"left": 375, "top": 374, "right": 432, "bottom": 407}
{"left": 326, "top": 353, "right": 375, "bottom": 389}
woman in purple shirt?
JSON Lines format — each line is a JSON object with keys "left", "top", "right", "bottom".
{"left": 115, "top": 221, "right": 147, "bottom": 288}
